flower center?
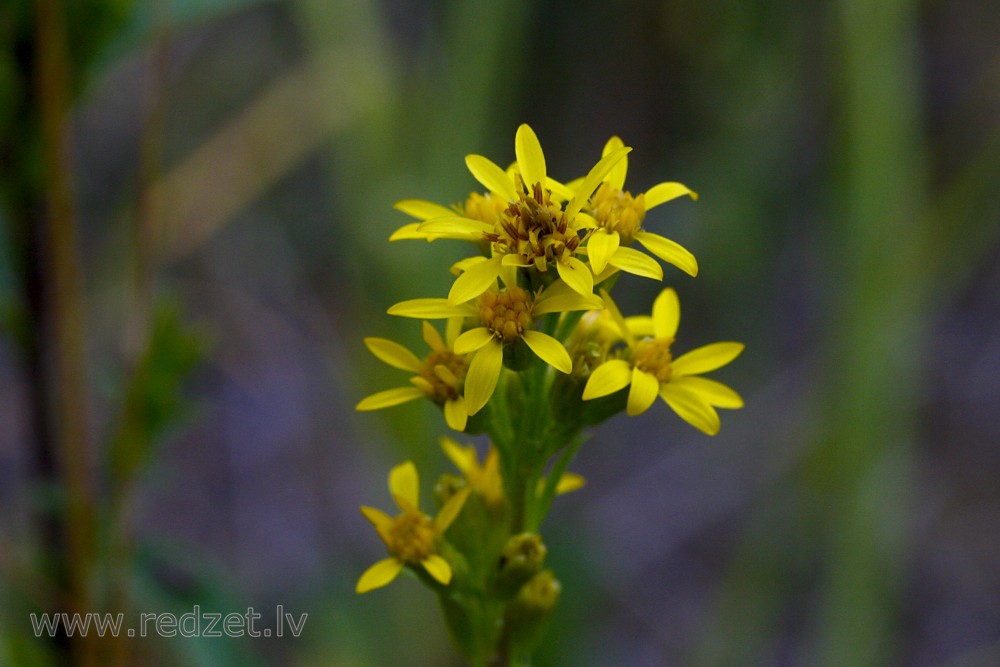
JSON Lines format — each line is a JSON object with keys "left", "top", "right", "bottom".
{"left": 632, "top": 338, "right": 673, "bottom": 383}
{"left": 387, "top": 509, "right": 437, "bottom": 562}
{"left": 485, "top": 178, "right": 580, "bottom": 272}
{"left": 479, "top": 286, "right": 534, "bottom": 343}
{"left": 418, "top": 350, "right": 467, "bottom": 402}
{"left": 592, "top": 183, "right": 646, "bottom": 242}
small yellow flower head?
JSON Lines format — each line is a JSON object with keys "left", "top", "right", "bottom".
{"left": 632, "top": 337, "right": 674, "bottom": 383}
{"left": 388, "top": 280, "right": 603, "bottom": 415}
{"left": 591, "top": 183, "right": 646, "bottom": 242}
{"left": 407, "top": 124, "right": 632, "bottom": 302}
{"left": 582, "top": 288, "right": 744, "bottom": 435}
{"left": 441, "top": 437, "right": 505, "bottom": 507}
{"left": 413, "top": 346, "right": 468, "bottom": 404}
{"left": 478, "top": 285, "right": 534, "bottom": 343}
{"left": 581, "top": 136, "right": 699, "bottom": 278}
{"left": 357, "top": 461, "right": 471, "bottom": 594}
{"left": 356, "top": 320, "right": 472, "bottom": 431}
{"left": 463, "top": 191, "right": 507, "bottom": 226}
{"left": 486, "top": 178, "right": 580, "bottom": 274}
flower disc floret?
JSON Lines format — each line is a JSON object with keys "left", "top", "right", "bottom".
{"left": 479, "top": 286, "right": 534, "bottom": 342}
{"left": 417, "top": 349, "right": 468, "bottom": 402}
{"left": 632, "top": 338, "right": 673, "bottom": 382}
{"left": 592, "top": 183, "right": 646, "bottom": 242}
{"left": 486, "top": 180, "right": 580, "bottom": 273}
{"left": 386, "top": 509, "right": 438, "bottom": 562}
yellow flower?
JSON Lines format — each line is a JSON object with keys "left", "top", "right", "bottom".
{"left": 580, "top": 136, "right": 699, "bottom": 280}
{"left": 389, "top": 192, "right": 508, "bottom": 242}
{"left": 581, "top": 288, "right": 744, "bottom": 435}
{"left": 440, "top": 437, "right": 585, "bottom": 505}
{"left": 414, "top": 124, "right": 631, "bottom": 302}
{"left": 356, "top": 320, "right": 471, "bottom": 431}
{"left": 388, "top": 278, "right": 603, "bottom": 415}
{"left": 357, "top": 461, "right": 471, "bottom": 593}
{"left": 440, "top": 437, "right": 505, "bottom": 506}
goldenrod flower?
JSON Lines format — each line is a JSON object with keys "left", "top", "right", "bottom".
{"left": 582, "top": 288, "right": 743, "bottom": 435}
{"left": 440, "top": 437, "right": 505, "bottom": 506}
{"left": 440, "top": 436, "right": 586, "bottom": 505}
{"left": 357, "top": 461, "right": 471, "bottom": 593}
{"left": 414, "top": 124, "right": 631, "bottom": 302}
{"left": 581, "top": 136, "right": 699, "bottom": 280}
{"left": 389, "top": 278, "right": 603, "bottom": 415}
{"left": 356, "top": 320, "right": 472, "bottom": 431}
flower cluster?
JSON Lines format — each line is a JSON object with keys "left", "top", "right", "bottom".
{"left": 354, "top": 124, "right": 744, "bottom": 663}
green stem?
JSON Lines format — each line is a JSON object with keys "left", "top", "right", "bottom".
{"left": 34, "top": 1, "right": 97, "bottom": 664}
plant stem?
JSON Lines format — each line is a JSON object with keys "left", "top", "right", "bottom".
{"left": 34, "top": 0, "right": 97, "bottom": 664}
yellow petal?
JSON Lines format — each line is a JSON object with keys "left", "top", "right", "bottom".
{"left": 643, "top": 181, "right": 697, "bottom": 209}
{"left": 555, "top": 472, "right": 586, "bottom": 495}
{"left": 445, "top": 317, "right": 463, "bottom": 347}
{"left": 522, "top": 330, "right": 572, "bottom": 374}
{"left": 499, "top": 257, "right": 520, "bottom": 290}
{"left": 422, "top": 320, "right": 446, "bottom": 351}
{"left": 626, "top": 367, "right": 660, "bottom": 416}
{"left": 364, "top": 337, "right": 422, "bottom": 373}
{"left": 565, "top": 146, "right": 631, "bottom": 220}
{"left": 607, "top": 246, "right": 664, "bottom": 281}
{"left": 624, "top": 315, "right": 654, "bottom": 338}
{"left": 634, "top": 231, "right": 698, "bottom": 277}
{"left": 574, "top": 212, "right": 599, "bottom": 229}
{"left": 671, "top": 342, "right": 744, "bottom": 376}
{"left": 660, "top": 382, "right": 720, "bottom": 435}
{"left": 356, "top": 557, "right": 403, "bottom": 593}
{"left": 389, "top": 222, "right": 433, "bottom": 241}
{"left": 440, "top": 436, "right": 478, "bottom": 475}
{"left": 598, "top": 289, "right": 634, "bottom": 346}
{"left": 444, "top": 396, "right": 469, "bottom": 431}
{"left": 466, "top": 154, "right": 517, "bottom": 202}
{"left": 421, "top": 554, "right": 452, "bottom": 586}
{"left": 464, "top": 340, "right": 503, "bottom": 415}
{"left": 671, "top": 375, "right": 743, "bottom": 409}
{"left": 515, "top": 123, "right": 547, "bottom": 188}
{"left": 556, "top": 255, "right": 595, "bottom": 297}
{"left": 356, "top": 387, "right": 425, "bottom": 410}
{"left": 418, "top": 215, "right": 492, "bottom": 237}
{"left": 434, "top": 364, "right": 460, "bottom": 386}
{"left": 451, "top": 255, "right": 488, "bottom": 276}
{"left": 546, "top": 177, "right": 575, "bottom": 202}
{"left": 652, "top": 288, "right": 680, "bottom": 340}
{"left": 454, "top": 327, "right": 495, "bottom": 355}
{"left": 582, "top": 359, "right": 633, "bottom": 400}
{"left": 532, "top": 280, "right": 604, "bottom": 315}
{"left": 448, "top": 256, "right": 502, "bottom": 305}
{"left": 586, "top": 229, "right": 620, "bottom": 274}
{"left": 388, "top": 298, "right": 474, "bottom": 319}
{"left": 435, "top": 486, "right": 471, "bottom": 533}
{"left": 389, "top": 461, "right": 419, "bottom": 510}
{"left": 601, "top": 136, "right": 628, "bottom": 190}
{"left": 394, "top": 199, "right": 456, "bottom": 220}
{"left": 359, "top": 506, "right": 394, "bottom": 542}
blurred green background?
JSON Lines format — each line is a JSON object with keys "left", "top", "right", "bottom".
{"left": 2, "top": 0, "right": 999, "bottom": 665}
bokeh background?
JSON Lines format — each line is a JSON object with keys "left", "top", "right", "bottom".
{"left": 2, "top": 0, "right": 999, "bottom": 665}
